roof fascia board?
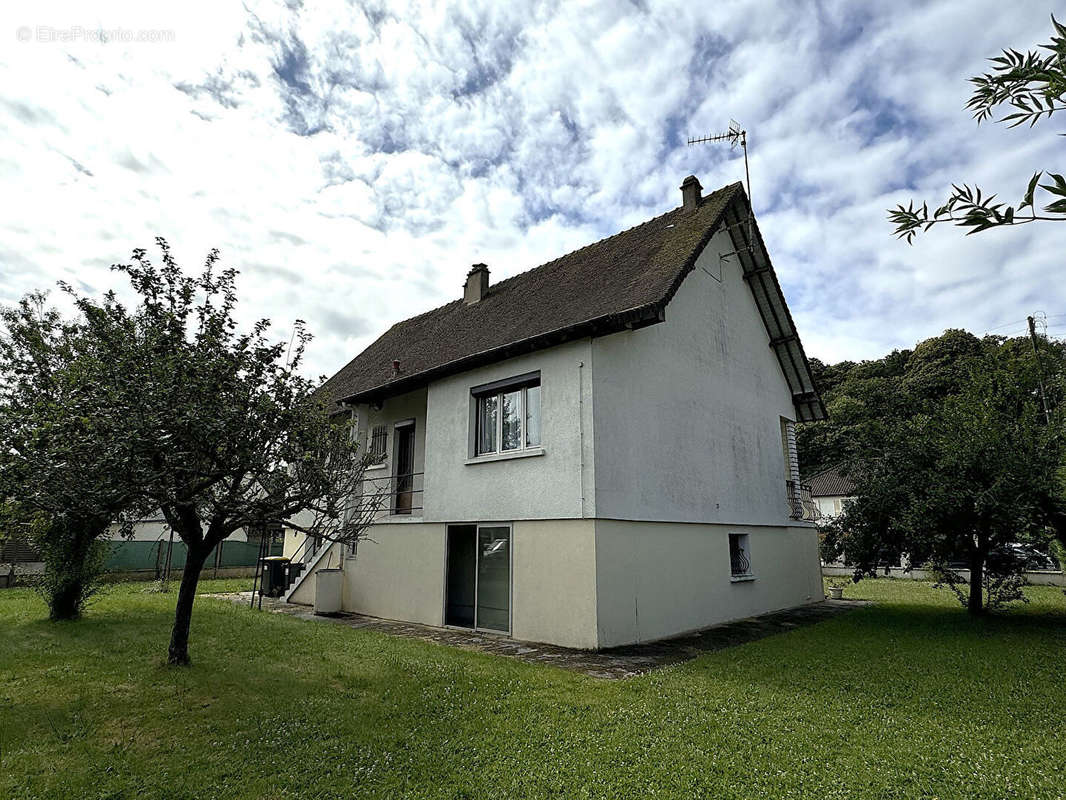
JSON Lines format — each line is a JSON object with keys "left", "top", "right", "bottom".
{"left": 720, "top": 192, "right": 828, "bottom": 421}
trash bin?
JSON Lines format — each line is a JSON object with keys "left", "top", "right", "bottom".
{"left": 314, "top": 568, "right": 343, "bottom": 615}
{"left": 261, "top": 556, "right": 291, "bottom": 598}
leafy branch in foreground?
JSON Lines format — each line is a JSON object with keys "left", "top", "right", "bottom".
{"left": 890, "top": 15, "right": 1065, "bottom": 241}
{"left": 889, "top": 172, "right": 1066, "bottom": 242}
{"left": 967, "top": 15, "right": 1066, "bottom": 128}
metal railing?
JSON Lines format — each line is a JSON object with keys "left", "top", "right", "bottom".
{"left": 352, "top": 471, "right": 425, "bottom": 517}
{"left": 730, "top": 548, "right": 751, "bottom": 576}
{"left": 786, "top": 480, "right": 819, "bottom": 521}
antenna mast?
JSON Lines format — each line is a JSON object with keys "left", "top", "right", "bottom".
{"left": 687, "top": 120, "right": 754, "bottom": 251}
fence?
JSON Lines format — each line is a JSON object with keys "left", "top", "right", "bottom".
{"left": 106, "top": 536, "right": 283, "bottom": 576}
{"left": 822, "top": 563, "right": 1066, "bottom": 587}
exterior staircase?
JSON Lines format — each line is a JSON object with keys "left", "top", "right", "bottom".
{"left": 281, "top": 538, "right": 337, "bottom": 603}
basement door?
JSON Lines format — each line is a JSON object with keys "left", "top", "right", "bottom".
{"left": 444, "top": 524, "right": 511, "bottom": 634}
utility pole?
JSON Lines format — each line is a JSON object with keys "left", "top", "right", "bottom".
{"left": 1028, "top": 315, "right": 1052, "bottom": 423}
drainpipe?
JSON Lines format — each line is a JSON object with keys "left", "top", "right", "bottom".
{"left": 578, "top": 352, "right": 590, "bottom": 518}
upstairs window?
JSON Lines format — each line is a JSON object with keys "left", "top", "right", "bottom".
{"left": 369, "top": 424, "right": 388, "bottom": 464}
{"left": 472, "top": 372, "right": 541, "bottom": 456}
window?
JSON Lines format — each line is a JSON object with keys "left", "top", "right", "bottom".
{"left": 729, "top": 533, "right": 752, "bottom": 578}
{"left": 780, "top": 418, "right": 799, "bottom": 482}
{"left": 472, "top": 373, "right": 541, "bottom": 457}
{"left": 369, "top": 424, "right": 388, "bottom": 464}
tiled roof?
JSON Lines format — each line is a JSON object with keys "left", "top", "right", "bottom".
{"left": 320, "top": 181, "right": 826, "bottom": 421}
{"left": 806, "top": 467, "right": 857, "bottom": 498}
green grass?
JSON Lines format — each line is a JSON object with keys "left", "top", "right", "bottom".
{"left": 2, "top": 577, "right": 1066, "bottom": 799}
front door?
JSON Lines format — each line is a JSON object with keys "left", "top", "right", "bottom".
{"left": 444, "top": 524, "right": 511, "bottom": 633}
{"left": 393, "top": 422, "right": 415, "bottom": 515}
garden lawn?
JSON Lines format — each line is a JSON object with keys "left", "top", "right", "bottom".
{"left": 2, "top": 577, "right": 1066, "bottom": 799}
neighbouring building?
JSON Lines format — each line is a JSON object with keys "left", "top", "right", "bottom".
{"left": 283, "top": 177, "right": 826, "bottom": 649}
{"left": 805, "top": 467, "right": 857, "bottom": 522}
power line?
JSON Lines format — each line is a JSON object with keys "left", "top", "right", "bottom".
{"left": 985, "top": 318, "right": 1028, "bottom": 331}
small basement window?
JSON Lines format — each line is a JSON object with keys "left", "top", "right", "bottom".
{"left": 729, "top": 533, "right": 753, "bottom": 579}
{"left": 369, "top": 424, "right": 388, "bottom": 464}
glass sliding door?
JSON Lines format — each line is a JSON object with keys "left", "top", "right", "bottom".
{"left": 445, "top": 525, "right": 477, "bottom": 627}
{"left": 445, "top": 524, "right": 511, "bottom": 634}
{"left": 476, "top": 527, "right": 511, "bottom": 632}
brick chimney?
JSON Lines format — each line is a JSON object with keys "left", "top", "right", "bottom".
{"left": 464, "top": 263, "right": 490, "bottom": 304}
{"left": 680, "top": 175, "right": 702, "bottom": 211}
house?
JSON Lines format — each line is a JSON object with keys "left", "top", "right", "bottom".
{"left": 283, "top": 177, "right": 827, "bottom": 649}
{"left": 805, "top": 467, "right": 857, "bottom": 521}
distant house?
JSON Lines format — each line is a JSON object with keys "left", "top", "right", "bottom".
{"left": 283, "top": 176, "right": 826, "bottom": 649}
{"left": 806, "top": 467, "right": 857, "bottom": 521}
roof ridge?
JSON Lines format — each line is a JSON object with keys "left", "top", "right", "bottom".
{"left": 489, "top": 182, "right": 742, "bottom": 294}
{"left": 362, "top": 183, "right": 743, "bottom": 333}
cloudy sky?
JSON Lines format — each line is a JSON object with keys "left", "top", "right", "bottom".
{"left": 1, "top": 1, "right": 1063, "bottom": 378}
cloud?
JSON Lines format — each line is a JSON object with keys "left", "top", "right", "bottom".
{"left": 0, "top": 0, "right": 1062, "bottom": 377}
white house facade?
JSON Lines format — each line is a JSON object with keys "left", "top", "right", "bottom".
{"left": 806, "top": 467, "right": 858, "bottom": 522}
{"left": 283, "top": 178, "right": 826, "bottom": 649}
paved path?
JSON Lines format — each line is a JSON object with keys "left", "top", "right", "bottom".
{"left": 210, "top": 592, "right": 869, "bottom": 679}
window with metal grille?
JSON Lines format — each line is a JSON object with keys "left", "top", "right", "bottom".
{"left": 369, "top": 424, "right": 388, "bottom": 464}
{"left": 729, "top": 533, "right": 752, "bottom": 578}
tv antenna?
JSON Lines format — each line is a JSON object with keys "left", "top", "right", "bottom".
{"left": 687, "top": 120, "right": 754, "bottom": 257}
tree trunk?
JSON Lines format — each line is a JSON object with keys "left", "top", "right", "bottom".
{"left": 967, "top": 544, "right": 985, "bottom": 616}
{"left": 167, "top": 545, "right": 210, "bottom": 665}
{"left": 49, "top": 577, "right": 86, "bottom": 621}
{"left": 47, "top": 520, "right": 105, "bottom": 621}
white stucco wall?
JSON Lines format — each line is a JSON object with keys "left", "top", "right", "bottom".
{"left": 591, "top": 228, "right": 799, "bottom": 526}
{"left": 340, "top": 523, "right": 446, "bottom": 626}
{"left": 511, "top": 519, "right": 598, "bottom": 649}
{"left": 593, "top": 519, "right": 823, "bottom": 648}
{"left": 423, "top": 340, "right": 595, "bottom": 523}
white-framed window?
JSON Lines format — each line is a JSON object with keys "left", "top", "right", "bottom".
{"left": 729, "top": 533, "right": 752, "bottom": 578}
{"left": 472, "top": 372, "right": 541, "bottom": 457}
{"left": 369, "top": 424, "right": 388, "bottom": 464}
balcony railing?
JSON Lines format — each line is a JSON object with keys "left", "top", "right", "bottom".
{"left": 352, "top": 471, "right": 425, "bottom": 517}
{"left": 786, "top": 480, "right": 819, "bottom": 521}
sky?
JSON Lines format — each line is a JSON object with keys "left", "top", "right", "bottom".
{"left": 1, "top": 1, "right": 1063, "bottom": 379}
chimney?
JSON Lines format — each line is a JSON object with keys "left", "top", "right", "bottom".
{"left": 464, "top": 263, "right": 490, "bottom": 304}
{"left": 680, "top": 175, "right": 702, "bottom": 211}
{"left": 392, "top": 359, "right": 401, "bottom": 377}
